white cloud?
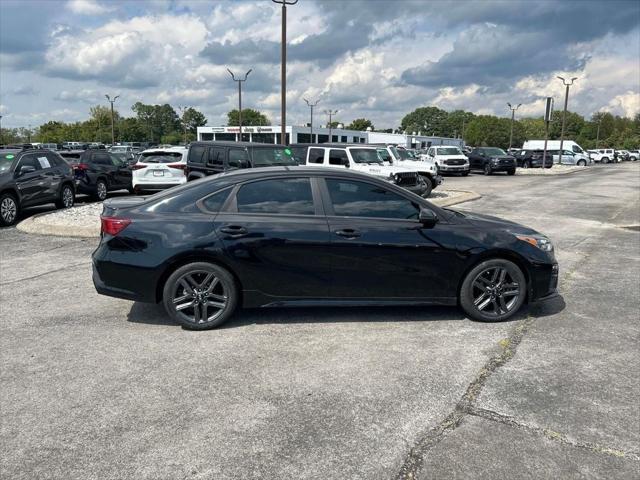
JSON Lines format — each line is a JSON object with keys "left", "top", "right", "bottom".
{"left": 66, "top": 0, "right": 113, "bottom": 15}
{"left": 606, "top": 91, "right": 640, "bottom": 118}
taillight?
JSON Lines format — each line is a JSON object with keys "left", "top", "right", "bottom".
{"left": 73, "top": 163, "right": 89, "bottom": 171}
{"left": 101, "top": 216, "right": 131, "bottom": 236}
{"left": 167, "top": 163, "right": 187, "bottom": 170}
{"left": 131, "top": 164, "right": 147, "bottom": 170}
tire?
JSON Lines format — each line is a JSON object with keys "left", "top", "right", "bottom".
{"left": 630, "top": 156, "right": 637, "bottom": 162}
{"left": 55, "top": 184, "right": 75, "bottom": 209}
{"left": 461, "top": 171, "right": 469, "bottom": 176}
{"left": 162, "top": 262, "right": 239, "bottom": 330}
{"left": 577, "top": 160, "right": 586, "bottom": 167}
{"left": 484, "top": 164, "right": 492, "bottom": 175}
{"left": 127, "top": 186, "right": 135, "bottom": 195}
{"left": 94, "top": 179, "right": 108, "bottom": 201}
{"left": 420, "top": 176, "right": 433, "bottom": 197}
{"left": 601, "top": 157, "right": 609, "bottom": 164}
{"left": 0, "top": 192, "right": 19, "bottom": 227}
{"left": 522, "top": 161, "right": 530, "bottom": 169}
{"left": 507, "top": 169, "right": 516, "bottom": 175}
{"left": 459, "top": 258, "right": 527, "bottom": 322}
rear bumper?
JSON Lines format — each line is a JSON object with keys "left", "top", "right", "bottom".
{"left": 132, "top": 182, "right": 184, "bottom": 192}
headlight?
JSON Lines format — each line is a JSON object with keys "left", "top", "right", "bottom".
{"left": 516, "top": 234, "right": 553, "bottom": 252}
{"left": 491, "top": 158, "right": 500, "bottom": 163}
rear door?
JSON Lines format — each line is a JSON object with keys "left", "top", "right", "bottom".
{"left": 206, "top": 146, "right": 225, "bottom": 174}
{"left": 92, "top": 152, "right": 118, "bottom": 186}
{"left": 212, "top": 176, "right": 332, "bottom": 298}
{"left": 109, "top": 154, "right": 132, "bottom": 187}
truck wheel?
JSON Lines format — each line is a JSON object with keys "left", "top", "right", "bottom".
{"left": 507, "top": 169, "right": 516, "bottom": 175}
{"left": 484, "top": 164, "right": 492, "bottom": 175}
{"left": 522, "top": 160, "right": 530, "bottom": 169}
{"left": 421, "top": 177, "right": 433, "bottom": 197}
{"left": 601, "top": 157, "right": 609, "bottom": 164}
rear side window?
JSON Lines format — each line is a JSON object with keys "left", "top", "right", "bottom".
{"left": 308, "top": 148, "right": 325, "bottom": 164}
{"left": 201, "top": 188, "right": 231, "bottom": 212}
{"left": 93, "top": 153, "right": 111, "bottom": 165}
{"left": 189, "top": 146, "right": 207, "bottom": 164}
{"left": 208, "top": 147, "right": 225, "bottom": 166}
{"left": 236, "top": 178, "right": 314, "bottom": 215}
{"left": 328, "top": 149, "right": 348, "bottom": 166}
{"left": 326, "top": 178, "right": 419, "bottom": 220}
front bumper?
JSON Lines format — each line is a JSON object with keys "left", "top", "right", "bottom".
{"left": 529, "top": 262, "right": 559, "bottom": 302}
{"left": 439, "top": 164, "right": 469, "bottom": 173}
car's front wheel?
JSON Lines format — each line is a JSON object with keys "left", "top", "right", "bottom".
{"left": 484, "top": 164, "right": 492, "bottom": 175}
{"left": 162, "top": 262, "right": 239, "bottom": 330}
{"left": 94, "top": 179, "right": 108, "bottom": 201}
{"left": 577, "top": 160, "right": 586, "bottom": 166}
{"left": 507, "top": 169, "right": 516, "bottom": 175}
{"left": 0, "top": 193, "right": 19, "bottom": 227}
{"left": 522, "top": 160, "right": 530, "bottom": 169}
{"left": 420, "top": 176, "right": 433, "bottom": 197}
{"left": 459, "top": 258, "right": 526, "bottom": 322}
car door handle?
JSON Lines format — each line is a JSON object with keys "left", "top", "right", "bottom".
{"left": 220, "top": 225, "right": 248, "bottom": 238}
{"left": 335, "top": 229, "right": 360, "bottom": 239}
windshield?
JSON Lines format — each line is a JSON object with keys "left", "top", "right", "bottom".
{"left": 437, "top": 147, "right": 462, "bottom": 155}
{"left": 350, "top": 148, "right": 383, "bottom": 164}
{"left": 110, "top": 147, "right": 129, "bottom": 153}
{"left": 0, "top": 152, "right": 17, "bottom": 173}
{"left": 140, "top": 151, "right": 183, "bottom": 164}
{"left": 481, "top": 148, "right": 507, "bottom": 156}
{"left": 250, "top": 147, "right": 297, "bottom": 167}
{"left": 396, "top": 149, "right": 413, "bottom": 160}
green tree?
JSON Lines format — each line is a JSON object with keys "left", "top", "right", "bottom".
{"left": 549, "top": 110, "right": 585, "bottom": 140}
{"left": 444, "top": 110, "right": 475, "bottom": 138}
{"left": 227, "top": 108, "right": 270, "bottom": 126}
{"left": 346, "top": 118, "right": 374, "bottom": 131}
{"left": 132, "top": 102, "right": 180, "bottom": 142}
{"left": 465, "top": 115, "right": 516, "bottom": 149}
{"left": 519, "top": 118, "right": 546, "bottom": 141}
{"left": 182, "top": 107, "right": 207, "bottom": 134}
{"left": 400, "top": 106, "right": 448, "bottom": 136}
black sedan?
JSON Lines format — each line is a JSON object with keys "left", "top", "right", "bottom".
{"left": 0, "top": 148, "right": 75, "bottom": 226}
{"left": 514, "top": 150, "right": 554, "bottom": 169}
{"left": 467, "top": 147, "right": 517, "bottom": 175}
{"left": 92, "top": 167, "right": 559, "bottom": 329}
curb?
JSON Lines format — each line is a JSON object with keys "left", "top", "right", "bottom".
{"left": 16, "top": 212, "right": 100, "bottom": 238}
{"left": 431, "top": 190, "right": 482, "bottom": 207}
{"left": 15, "top": 189, "right": 482, "bottom": 239}
{"left": 516, "top": 167, "right": 591, "bottom": 176}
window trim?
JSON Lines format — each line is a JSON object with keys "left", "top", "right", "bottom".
{"left": 221, "top": 176, "right": 323, "bottom": 217}
{"left": 317, "top": 176, "right": 422, "bottom": 222}
{"left": 196, "top": 186, "right": 235, "bottom": 214}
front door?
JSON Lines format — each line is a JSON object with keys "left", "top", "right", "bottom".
{"left": 321, "top": 177, "right": 455, "bottom": 300}
{"left": 213, "top": 176, "right": 332, "bottom": 298}
{"left": 14, "top": 154, "right": 46, "bottom": 206}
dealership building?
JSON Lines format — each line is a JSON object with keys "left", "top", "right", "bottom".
{"left": 197, "top": 125, "right": 463, "bottom": 149}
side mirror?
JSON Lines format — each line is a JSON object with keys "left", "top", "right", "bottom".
{"left": 18, "top": 165, "right": 36, "bottom": 176}
{"left": 341, "top": 158, "right": 350, "bottom": 168}
{"left": 419, "top": 208, "right": 438, "bottom": 228}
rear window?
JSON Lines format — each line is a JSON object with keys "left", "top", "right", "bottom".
{"left": 250, "top": 147, "right": 296, "bottom": 167}
{"left": 0, "top": 152, "right": 18, "bottom": 173}
{"left": 60, "top": 152, "right": 82, "bottom": 161}
{"left": 139, "top": 152, "right": 183, "bottom": 164}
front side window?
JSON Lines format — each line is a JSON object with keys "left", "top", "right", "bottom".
{"left": 236, "top": 178, "right": 314, "bottom": 215}
{"left": 572, "top": 145, "right": 583, "bottom": 153}
{"left": 308, "top": 148, "right": 325, "bottom": 164}
{"left": 350, "top": 148, "right": 383, "bottom": 164}
{"left": 228, "top": 149, "right": 249, "bottom": 168}
{"left": 16, "top": 155, "right": 42, "bottom": 172}
{"left": 326, "top": 179, "right": 419, "bottom": 220}
{"left": 94, "top": 153, "right": 111, "bottom": 165}
{"left": 109, "top": 154, "right": 125, "bottom": 166}
{"left": 377, "top": 149, "right": 392, "bottom": 162}
{"left": 250, "top": 147, "right": 296, "bottom": 167}
{"left": 208, "top": 147, "right": 224, "bottom": 166}
{"left": 328, "top": 149, "right": 348, "bottom": 166}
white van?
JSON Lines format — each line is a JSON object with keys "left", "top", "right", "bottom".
{"left": 522, "top": 140, "right": 589, "bottom": 164}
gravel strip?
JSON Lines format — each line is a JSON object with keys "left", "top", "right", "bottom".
{"left": 16, "top": 188, "right": 480, "bottom": 238}
{"left": 516, "top": 165, "right": 589, "bottom": 175}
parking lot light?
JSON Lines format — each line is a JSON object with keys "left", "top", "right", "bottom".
{"left": 325, "top": 109, "right": 338, "bottom": 142}
{"left": 304, "top": 98, "right": 319, "bottom": 142}
{"left": 507, "top": 102, "right": 522, "bottom": 150}
{"left": 105, "top": 94, "right": 120, "bottom": 145}
{"left": 227, "top": 69, "right": 252, "bottom": 140}
{"left": 557, "top": 76, "right": 578, "bottom": 164}
{"left": 272, "top": 0, "right": 298, "bottom": 145}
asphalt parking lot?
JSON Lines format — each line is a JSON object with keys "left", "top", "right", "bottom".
{"left": 1, "top": 164, "right": 639, "bottom": 479}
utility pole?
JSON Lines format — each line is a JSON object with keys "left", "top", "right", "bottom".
{"left": 105, "top": 94, "right": 119, "bottom": 145}
{"left": 178, "top": 106, "right": 189, "bottom": 145}
{"left": 325, "top": 109, "right": 338, "bottom": 143}
{"left": 507, "top": 102, "right": 522, "bottom": 150}
{"left": 557, "top": 76, "right": 577, "bottom": 164}
{"left": 596, "top": 118, "right": 601, "bottom": 149}
{"left": 272, "top": 0, "right": 298, "bottom": 145}
{"left": 28, "top": 124, "right": 31, "bottom": 143}
{"left": 0, "top": 115, "right": 3, "bottom": 144}
{"left": 227, "top": 68, "right": 252, "bottom": 141}
{"left": 304, "top": 98, "right": 319, "bottom": 142}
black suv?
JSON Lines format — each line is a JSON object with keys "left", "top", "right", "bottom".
{"left": 0, "top": 148, "right": 75, "bottom": 226}
{"left": 186, "top": 141, "right": 297, "bottom": 181}
{"left": 467, "top": 147, "right": 516, "bottom": 175}
{"left": 60, "top": 150, "right": 133, "bottom": 200}
{"left": 513, "top": 150, "right": 554, "bottom": 169}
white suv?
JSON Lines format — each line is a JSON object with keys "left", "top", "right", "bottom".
{"left": 424, "top": 146, "right": 470, "bottom": 175}
{"left": 304, "top": 145, "right": 435, "bottom": 197}
{"left": 375, "top": 145, "right": 442, "bottom": 195}
{"left": 591, "top": 149, "right": 615, "bottom": 163}
{"left": 132, "top": 147, "right": 188, "bottom": 193}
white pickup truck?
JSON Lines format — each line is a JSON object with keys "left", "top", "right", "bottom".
{"left": 303, "top": 144, "right": 440, "bottom": 197}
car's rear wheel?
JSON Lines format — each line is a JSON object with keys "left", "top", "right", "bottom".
{"left": 601, "top": 157, "right": 609, "bottom": 164}
{"left": 94, "top": 179, "right": 108, "bottom": 201}
{"left": 522, "top": 160, "right": 530, "bottom": 169}
{"left": 461, "top": 171, "right": 469, "bottom": 176}
{"left": 484, "top": 164, "right": 492, "bottom": 175}
{"left": 55, "top": 184, "right": 75, "bottom": 209}
{"left": 0, "top": 193, "right": 19, "bottom": 227}
{"left": 577, "top": 160, "right": 586, "bottom": 166}
{"left": 162, "top": 262, "right": 239, "bottom": 330}
{"left": 507, "top": 169, "right": 516, "bottom": 175}
{"left": 460, "top": 258, "right": 526, "bottom": 322}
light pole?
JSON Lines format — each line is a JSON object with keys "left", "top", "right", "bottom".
{"left": 507, "top": 102, "right": 522, "bottom": 150}
{"left": 178, "top": 106, "right": 190, "bottom": 145}
{"left": 105, "top": 94, "right": 119, "bottom": 145}
{"left": 325, "top": 109, "right": 338, "bottom": 143}
{"left": 28, "top": 124, "right": 31, "bottom": 143}
{"left": 272, "top": 0, "right": 298, "bottom": 145}
{"left": 304, "top": 98, "right": 319, "bottom": 142}
{"left": 227, "top": 68, "right": 252, "bottom": 141}
{"left": 596, "top": 117, "right": 601, "bottom": 149}
{"left": 0, "top": 115, "right": 3, "bottom": 143}
{"left": 557, "top": 76, "right": 577, "bottom": 164}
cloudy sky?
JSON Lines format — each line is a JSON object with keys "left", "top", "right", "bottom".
{"left": 1, "top": 0, "right": 639, "bottom": 129}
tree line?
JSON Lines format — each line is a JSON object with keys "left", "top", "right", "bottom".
{"left": 1, "top": 103, "right": 638, "bottom": 150}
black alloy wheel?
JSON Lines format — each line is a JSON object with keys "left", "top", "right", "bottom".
{"left": 484, "top": 163, "right": 492, "bottom": 175}
{"left": 522, "top": 161, "right": 530, "bottom": 169}
{"left": 460, "top": 259, "right": 526, "bottom": 322}
{"left": 163, "top": 262, "right": 238, "bottom": 330}
{"left": 95, "top": 180, "right": 108, "bottom": 201}
{"left": 0, "top": 193, "right": 19, "bottom": 226}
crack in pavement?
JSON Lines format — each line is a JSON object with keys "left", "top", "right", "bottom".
{"left": 0, "top": 262, "right": 89, "bottom": 286}
{"left": 467, "top": 406, "right": 640, "bottom": 461}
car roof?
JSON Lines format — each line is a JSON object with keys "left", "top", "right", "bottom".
{"left": 140, "top": 147, "right": 187, "bottom": 153}
{"left": 294, "top": 143, "right": 377, "bottom": 148}
{"left": 1, "top": 149, "right": 22, "bottom": 155}
{"left": 190, "top": 141, "right": 287, "bottom": 148}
